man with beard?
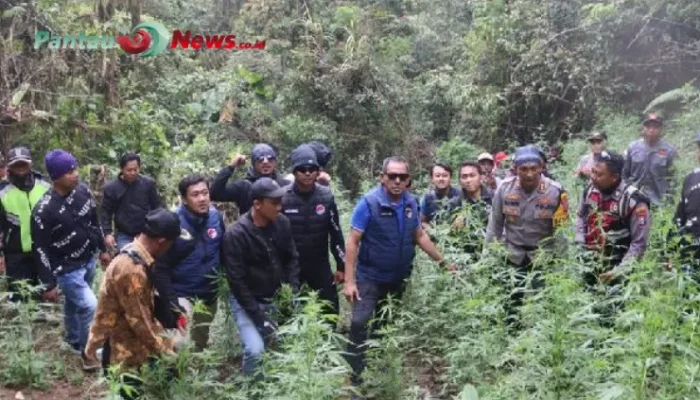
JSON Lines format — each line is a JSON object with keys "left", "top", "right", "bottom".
{"left": 622, "top": 113, "right": 678, "bottom": 206}
{"left": 486, "top": 145, "right": 569, "bottom": 329}
{"left": 101, "top": 152, "right": 163, "bottom": 251}
{"left": 211, "top": 144, "right": 291, "bottom": 215}
{"left": 420, "top": 163, "right": 460, "bottom": 229}
{"left": 0, "top": 147, "right": 53, "bottom": 302}
{"left": 154, "top": 174, "right": 225, "bottom": 352}
{"left": 575, "top": 151, "right": 650, "bottom": 288}
{"left": 281, "top": 144, "right": 345, "bottom": 317}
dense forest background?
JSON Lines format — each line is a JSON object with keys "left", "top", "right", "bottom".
{"left": 2, "top": 0, "right": 700, "bottom": 200}
{"left": 4, "top": 1, "right": 700, "bottom": 399}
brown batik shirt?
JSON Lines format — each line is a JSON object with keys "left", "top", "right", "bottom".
{"left": 85, "top": 240, "right": 173, "bottom": 370}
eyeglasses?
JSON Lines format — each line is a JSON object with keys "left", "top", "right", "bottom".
{"left": 386, "top": 173, "right": 410, "bottom": 182}
{"left": 256, "top": 155, "right": 276, "bottom": 162}
{"left": 295, "top": 166, "right": 319, "bottom": 174}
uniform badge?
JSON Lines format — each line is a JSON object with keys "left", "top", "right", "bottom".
{"left": 207, "top": 228, "right": 218, "bottom": 239}
{"left": 609, "top": 202, "right": 619, "bottom": 213}
{"left": 405, "top": 206, "right": 413, "bottom": 219}
{"left": 635, "top": 205, "right": 649, "bottom": 226}
{"left": 315, "top": 204, "right": 326, "bottom": 215}
{"left": 657, "top": 149, "right": 667, "bottom": 157}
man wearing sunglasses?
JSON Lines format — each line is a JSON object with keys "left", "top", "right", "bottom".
{"left": 343, "top": 156, "right": 455, "bottom": 389}
{"left": 575, "top": 151, "right": 650, "bottom": 288}
{"left": 622, "top": 113, "right": 678, "bottom": 206}
{"left": 211, "top": 143, "right": 291, "bottom": 215}
{"left": 281, "top": 144, "right": 345, "bottom": 318}
{"left": 486, "top": 145, "right": 569, "bottom": 330}
{"left": 283, "top": 141, "right": 334, "bottom": 187}
{"left": 574, "top": 131, "right": 607, "bottom": 181}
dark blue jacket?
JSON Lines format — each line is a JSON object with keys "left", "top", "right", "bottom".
{"left": 420, "top": 187, "right": 460, "bottom": 222}
{"left": 154, "top": 205, "right": 225, "bottom": 306}
{"left": 357, "top": 186, "right": 420, "bottom": 283}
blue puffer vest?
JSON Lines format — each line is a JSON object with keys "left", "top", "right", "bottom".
{"left": 357, "top": 186, "right": 419, "bottom": 283}
{"left": 171, "top": 205, "right": 224, "bottom": 299}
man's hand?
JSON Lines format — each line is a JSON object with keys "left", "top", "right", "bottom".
{"left": 343, "top": 281, "right": 361, "bottom": 304}
{"left": 452, "top": 216, "right": 466, "bottom": 230}
{"left": 42, "top": 287, "right": 59, "bottom": 303}
{"left": 317, "top": 171, "right": 331, "bottom": 185}
{"left": 104, "top": 234, "right": 116, "bottom": 250}
{"left": 0, "top": 256, "right": 5, "bottom": 274}
{"left": 99, "top": 252, "right": 112, "bottom": 269}
{"left": 333, "top": 270, "right": 345, "bottom": 285}
{"left": 230, "top": 154, "right": 247, "bottom": 167}
{"left": 599, "top": 271, "right": 615, "bottom": 283}
{"left": 260, "top": 319, "right": 278, "bottom": 339}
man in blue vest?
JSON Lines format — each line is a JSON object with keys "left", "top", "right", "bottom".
{"left": 0, "top": 147, "right": 54, "bottom": 303}
{"left": 154, "top": 174, "right": 225, "bottom": 352}
{"left": 343, "top": 156, "right": 455, "bottom": 388}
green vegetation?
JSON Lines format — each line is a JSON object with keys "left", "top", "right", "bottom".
{"left": 2, "top": 0, "right": 700, "bottom": 398}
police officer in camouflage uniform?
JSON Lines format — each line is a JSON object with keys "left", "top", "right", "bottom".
{"left": 486, "top": 145, "right": 569, "bottom": 328}
{"left": 622, "top": 113, "right": 678, "bottom": 206}
{"left": 575, "top": 151, "right": 651, "bottom": 288}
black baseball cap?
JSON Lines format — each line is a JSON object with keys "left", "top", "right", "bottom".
{"left": 142, "top": 208, "right": 182, "bottom": 241}
{"left": 7, "top": 147, "right": 32, "bottom": 166}
{"left": 587, "top": 131, "right": 607, "bottom": 142}
{"left": 643, "top": 113, "right": 664, "bottom": 127}
{"left": 251, "top": 177, "right": 286, "bottom": 200}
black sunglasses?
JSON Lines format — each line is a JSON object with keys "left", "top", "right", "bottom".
{"left": 295, "top": 166, "right": 319, "bottom": 174}
{"left": 386, "top": 173, "right": 410, "bottom": 182}
{"left": 256, "top": 155, "right": 276, "bottom": 162}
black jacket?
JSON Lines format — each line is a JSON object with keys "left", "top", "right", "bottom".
{"left": 0, "top": 171, "right": 50, "bottom": 256}
{"left": 101, "top": 174, "right": 163, "bottom": 236}
{"left": 222, "top": 211, "right": 299, "bottom": 326}
{"left": 31, "top": 183, "right": 107, "bottom": 289}
{"left": 281, "top": 183, "right": 345, "bottom": 271}
{"left": 210, "top": 166, "right": 291, "bottom": 215}
{"left": 672, "top": 168, "right": 700, "bottom": 262}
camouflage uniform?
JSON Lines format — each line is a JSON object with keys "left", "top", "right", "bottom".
{"left": 85, "top": 240, "right": 173, "bottom": 371}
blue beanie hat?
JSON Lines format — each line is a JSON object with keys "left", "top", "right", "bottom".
{"left": 514, "top": 145, "right": 543, "bottom": 166}
{"left": 45, "top": 149, "right": 78, "bottom": 181}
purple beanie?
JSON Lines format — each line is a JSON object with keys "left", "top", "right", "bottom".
{"left": 45, "top": 149, "right": 78, "bottom": 181}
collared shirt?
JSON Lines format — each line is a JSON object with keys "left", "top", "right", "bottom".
{"left": 622, "top": 138, "right": 678, "bottom": 205}
{"left": 486, "top": 175, "right": 569, "bottom": 264}
{"left": 85, "top": 240, "right": 172, "bottom": 370}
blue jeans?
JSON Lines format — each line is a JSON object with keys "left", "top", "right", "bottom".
{"left": 56, "top": 259, "right": 97, "bottom": 351}
{"left": 116, "top": 233, "right": 135, "bottom": 251}
{"left": 230, "top": 296, "right": 275, "bottom": 376}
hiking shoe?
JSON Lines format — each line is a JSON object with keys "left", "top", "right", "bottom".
{"left": 81, "top": 352, "right": 101, "bottom": 372}
{"left": 61, "top": 341, "right": 82, "bottom": 356}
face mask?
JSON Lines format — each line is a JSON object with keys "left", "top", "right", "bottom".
{"left": 8, "top": 170, "right": 34, "bottom": 190}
